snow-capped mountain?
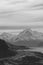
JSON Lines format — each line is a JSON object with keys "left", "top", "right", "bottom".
{"left": 15, "top": 28, "right": 43, "bottom": 41}
{"left": 12, "top": 28, "right": 43, "bottom": 47}
{"left": 0, "top": 27, "right": 43, "bottom": 47}
{"left": 0, "top": 32, "right": 17, "bottom": 42}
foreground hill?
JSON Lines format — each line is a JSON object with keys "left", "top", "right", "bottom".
{"left": 0, "top": 32, "right": 17, "bottom": 42}
{"left": 0, "top": 39, "right": 17, "bottom": 58}
{"left": 0, "top": 39, "right": 29, "bottom": 58}
{"left": 0, "top": 49, "right": 43, "bottom": 65}
{"left": 0, "top": 28, "right": 43, "bottom": 42}
{"left": 0, "top": 39, "right": 43, "bottom": 65}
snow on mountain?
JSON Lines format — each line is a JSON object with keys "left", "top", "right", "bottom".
{"left": 15, "top": 28, "right": 43, "bottom": 41}
{"left": 0, "top": 32, "right": 17, "bottom": 42}
{"left": 12, "top": 28, "right": 43, "bottom": 47}
{"left": 0, "top": 27, "right": 43, "bottom": 45}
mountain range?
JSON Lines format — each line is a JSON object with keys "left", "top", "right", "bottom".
{"left": 0, "top": 28, "right": 43, "bottom": 65}
{"left": 13, "top": 28, "right": 43, "bottom": 47}
{"left": 0, "top": 28, "right": 43, "bottom": 47}
{"left": 0, "top": 38, "right": 43, "bottom": 65}
{"left": 15, "top": 28, "right": 43, "bottom": 41}
{"left": 0, "top": 32, "right": 17, "bottom": 42}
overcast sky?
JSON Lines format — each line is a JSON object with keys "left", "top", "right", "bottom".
{"left": 0, "top": 0, "right": 43, "bottom": 28}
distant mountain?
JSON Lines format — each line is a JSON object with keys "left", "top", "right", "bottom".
{"left": 15, "top": 28, "right": 43, "bottom": 41}
{"left": 0, "top": 38, "right": 29, "bottom": 58}
{"left": 0, "top": 28, "right": 43, "bottom": 42}
{"left": 13, "top": 28, "right": 43, "bottom": 47}
{"left": 0, "top": 28, "right": 43, "bottom": 47}
{"left": 0, "top": 32, "right": 17, "bottom": 42}
{"left": 15, "top": 28, "right": 33, "bottom": 41}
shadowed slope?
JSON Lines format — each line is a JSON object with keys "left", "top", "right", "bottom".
{"left": 0, "top": 39, "right": 17, "bottom": 58}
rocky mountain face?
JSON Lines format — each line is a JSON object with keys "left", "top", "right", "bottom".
{"left": 0, "top": 28, "right": 43, "bottom": 47}
{"left": 16, "top": 28, "right": 43, "bottom": 41}
{"left": 0, "top": 30, "right": 43, "bottom": 65}
{"left": 13, "top": 28, "right": 43, "bottom": 47}
{"left": 0, "top": 28, "right": 43, "bottom": 42}
{"left": 0, "top": 32, "right": 17, "bottom": 42}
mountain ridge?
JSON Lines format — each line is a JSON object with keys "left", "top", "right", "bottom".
{"left": 15, "top": 28, "right": 43, "bottom": 41}
{"left": 0, "top": 28, "right": 43, "bottom": 47}
{"left": 13, "top": 28, "right": 43, "bottom": 47}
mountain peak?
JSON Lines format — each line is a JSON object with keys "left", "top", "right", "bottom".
{"left": 15, "top": 28, "right": 43, "bottom": 41}
{"left": 19, "top": 28, "right": 32, "bottom": 36}
{"left": 15, "top": 28, "right": 33, "bottom": 41}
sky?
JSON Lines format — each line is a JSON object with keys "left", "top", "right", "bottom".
{"left": 0, "top": 0, "right": 43, "bottom": 32}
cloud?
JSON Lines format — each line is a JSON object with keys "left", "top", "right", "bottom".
{"left": 0, "top": 0, "right": 43, "bottom": 12}
{"left": 25, "top": 0, "right": 43, "bottom": 10}
{"left": 0, "top": 0, "right": 43, "bottom": 28}
{"left": 0, "top": 0, "right": 27, "bottom": 12}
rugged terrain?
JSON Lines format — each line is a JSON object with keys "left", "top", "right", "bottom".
{"left": 13, "top": 28, "right": 43, "bottom": 47}
{"left": 0, "top": 28, "right": 43, "bottom": 65}
{"left": 0, "top": 39, "right": 43, "bottom": 65}
{"left": 0, "top": 28, "right": 43, "bottom": 47}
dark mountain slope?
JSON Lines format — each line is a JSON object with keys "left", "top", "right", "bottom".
{"left": 14, "top": 40, "right": 42, "bottom": 47}
{"left": 0, "top": 39, "right": 29, "bottom": 58}
{"left": 0, "top": 39, "right": 17, "bottom": 58}
{"left": 0, "top": 39, "right": 43, "bottom": 65}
